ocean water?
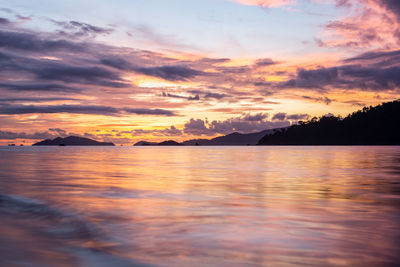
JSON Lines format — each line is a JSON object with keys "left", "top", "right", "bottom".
{"left": 0, "top": 146, "right": 400, "bottom": 267}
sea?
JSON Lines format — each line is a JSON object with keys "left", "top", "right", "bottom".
{"left": 0, "top": 146, "right": 400, "bottom": 266}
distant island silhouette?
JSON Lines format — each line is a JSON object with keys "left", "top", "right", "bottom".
{"left": 33, "top": 136, "right": 115, "bottom": 146}
{"left": 134, "top": 128, "right": 281, "bottom": 146}
{"left": 32, "top": 100, "right": 400, "bottom": 147}
{"left": 135, "top": 99, "right": 400, "bottom": 146}
{"left": 259, "top": 99, "right": 400, "bottom": 145}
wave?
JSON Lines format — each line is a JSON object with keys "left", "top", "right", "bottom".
{"left": 0, "top": 193, "right": 154, "bottom": 266}
{"left": 0, "top": 193, "right": 97, "bottom": 240}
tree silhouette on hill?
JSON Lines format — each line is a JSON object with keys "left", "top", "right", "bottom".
{"left": 258, "top": 99, "right": 400, "bottom": 145}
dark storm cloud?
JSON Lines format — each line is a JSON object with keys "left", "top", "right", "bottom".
{"left": 0, "top": 104, "right": 177, "bottom": 116}
{"left": 0, "top": 30, "right": 85, "bottom": 52}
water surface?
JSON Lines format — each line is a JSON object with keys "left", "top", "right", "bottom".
{"left": 1, "top": 146, "right": 400, "bottom": 266}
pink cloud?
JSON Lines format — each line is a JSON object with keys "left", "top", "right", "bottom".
{"left": 317, "top": 0, "right": 400, "bottom": 49}
{"left": 232, "top": 0, "right": 296, "bottom": 7}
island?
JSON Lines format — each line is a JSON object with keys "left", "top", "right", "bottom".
{"left": 258, "top": 99, "right": 400, "bottom": 145}
{"left": 134, "top": 129, "right": 280, "bottom": 146}
{"left": 134, "top": 99, "right": 400, "bottom": 146}
{"left": 33, "top": 136, "right": 115, "bottom": 146}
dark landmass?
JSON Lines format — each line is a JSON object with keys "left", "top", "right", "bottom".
{"left": 134, "top": 140, "right": 183, "bottom": 146}
{"left": 133, "top": 141, "right": 159, "bottom": 146}
{"left": 183, "top": 129, "right": 280, "bottom": 146}
{"left": 33, "top": 136, "right": 115, "bottom": 146}
{"left": 134, "top": 128, "right": 281, "bottom": 146}
{"left": 158, "top": 140, "right": 184, "bottom": 146}
{"left": 258, "top": 99, "right": 400, "bottom": 145}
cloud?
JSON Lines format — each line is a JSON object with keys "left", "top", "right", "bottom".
{"left": 48, "top": 128, "right": 68, "bottom": 137}
{"left": 183, "top": 113, "right": 292, "bottom": 136}
{"left": 34, "top": 63, "right": 129, "bottom": 87}
{"left": 133, "top": 65, "right": 204, "bottom": 81}
{"left": 379, "top": 0, "right": 400, "bottom": 19}
{"left": 0, "top": 104, "right": 176, "bottom": 116}
{"left": 0, "top": 82, "right": 83, "bottom": 92}
{"left": 0, "top": 50, "right": 129, "bottom": 88}
{"left": 272, "top": 112, "right": 286, "bottom": 120}
{"left": 161, "top": 92, "right": 200, "bottom": 101}
{"left": 286, "top": 113, "right": 310, "bottom": 120}
{"left": 51, "top": 20, "right": 113, "bottom": 38}
{"left": 100, "top": 57, "right": 132, "bottom": 70}
{"left": 0, "top": 130, "right": 56, "bottom": 140}
{"left": 253, "top": 58, "right": 277, "bottom": 67}
{"left": 317, "top": 0, "right": 400, "bottom": 49}
{"left": 127, "top": 24, "right": 196, "bottom": 51}
{"left": 342, "top": 49, "right": 400, "bottom": 66}
{"left": 101, "top": 57, "right": 204, "bottom": 81}
{"left": 0, "top": 17, "right": 10, "bottom": 24}
{"left": 122, "top": 108, "right": 176, "bottom": 116}
{"left": 282, "top": 58, "right": 400, "bottom": 91}
{"left": 0, "top": 30, "right": 85, "bottom": 52}
{"left": 129, "top": 126, "right": 182, "bottom": 137}
{"left": 242, "top": 112, "right": 269, "bottom": 121}
{"left": 302, "top": 95, "right": 333, "bottom": 105}
{"left": 188, "top": 90, "right": 227, "bottom": 100}
{"left": 272, "top": 112, "right": 310, "bottom": 120}
{"left": 283, "top": 67, "right": 338, "bottom": 89}
{"left": 232, "top": 0, "right": 296, "bottom": 8}
{"left": 0, "top": 97, "right": 77, "bottom": 102}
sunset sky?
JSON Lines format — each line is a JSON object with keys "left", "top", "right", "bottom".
{"left": 0, "top": 0, "right": 399, "bottom": 145}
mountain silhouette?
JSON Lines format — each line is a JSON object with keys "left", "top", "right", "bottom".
{"left": 258, "top": 99, "right": 400, "bottom": 145}
{"left": 33, "top": 136, "right": 115, "bottom": 146}
{"left": 183, "top": 129, "right": 280, "bottom": 146}
{"left": 158, "top": 140, "right": 184, "bottom": 146}
{"left": 133, "top": 141, "right": 159, "bottom": 146}
{"left": 134, "top": 128, "right": 281, "bottom": 146}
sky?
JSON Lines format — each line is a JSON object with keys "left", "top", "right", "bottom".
{"left": 0, "top": 0, "right": 399, "bottom": 145}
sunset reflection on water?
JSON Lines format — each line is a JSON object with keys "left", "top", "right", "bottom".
{"left": 0, "top": 146, "right": 400, "bottom": 266}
